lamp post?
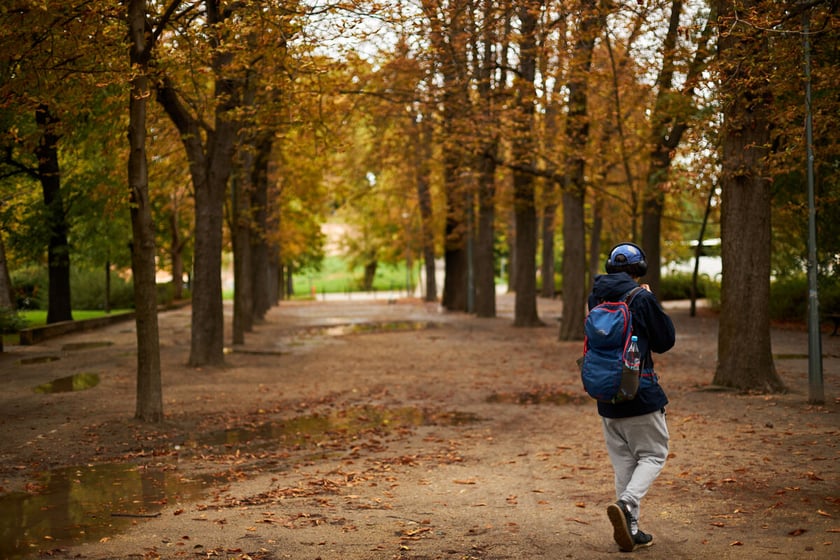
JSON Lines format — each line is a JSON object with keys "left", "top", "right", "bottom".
{"left": 803, "top": 8, "right": 824, "bottom": 404}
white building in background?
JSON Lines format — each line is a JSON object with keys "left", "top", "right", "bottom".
{"left": 664, "top": 238, "right": 722, "bottom": 281}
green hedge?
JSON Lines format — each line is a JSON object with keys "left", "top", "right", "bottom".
{"left": 71, "top": 269, "right": 135, "bottom": 310}
{"left": 659, "top": 273, "right": 720, "bottom": 303}
{"left": 10, "top": 266, "right": 192, "bottom": 312}
{"left": 770, "top": 275, "right": 840, "bottom": 322}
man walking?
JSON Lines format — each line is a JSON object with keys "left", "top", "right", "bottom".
{"left": 587, "top": 242, "right": 676, "bottom": 551}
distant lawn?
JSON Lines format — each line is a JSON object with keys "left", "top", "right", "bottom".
{"left": 291, "top": 256, "right": 415, "bottom": 298}
{"left": 16, "top": 309, "right": 133, "bottom": 329}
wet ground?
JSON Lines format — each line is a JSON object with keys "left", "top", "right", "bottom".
{"left": 0, "top": 294, "right": 837, "bottom": 559}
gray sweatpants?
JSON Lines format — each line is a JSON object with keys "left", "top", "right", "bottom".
{"left": 601, "top": 409, "right": 669, "bottom": 531}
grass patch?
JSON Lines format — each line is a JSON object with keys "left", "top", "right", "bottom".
{"left": 1, "top": 309, "right": 133, "bottom": 348}
{"left": 18, "top": 309, "right": 133, "bottom": 328}
{"left": 291, "top": 256, "right": 415, "bottom": 298}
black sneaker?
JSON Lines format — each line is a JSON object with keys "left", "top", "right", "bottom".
{"left": 606, "top": 500, "right": 635, "bottom": 552}
{"left": 633, "top": 529, "right": 654, "bottom": 549}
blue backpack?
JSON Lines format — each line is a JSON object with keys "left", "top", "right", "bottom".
{"left": 579, "top": 287, "right": 643, "bottom": 403}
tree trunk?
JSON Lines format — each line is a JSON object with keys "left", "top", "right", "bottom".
{"left": 156, "top": 2, "right": 240, "bottom": 367}
{"left": 231, "top": 165, "right": 253, "bottom": 346}
{"left": 169, "top": 204, "right": 185, "bottom": 300}
{"left": 511, "top": 0, "right": 542, "bottom": 327}
{"left": 474, "top": 149, "right": 497, "bottom": 318}
{"left": 588, "top": 196, "right": 603, "bottom": 292}
{"left": 250, "top": 132, "right": 274, "bottom": 322}
{"left": 641, "top": 0, "right": 683, "bottom": 297}
{"left": 411, "top": 116, "right": 437, "bottom": 303}
{"left": 35, "top": 105, "right": 72, "bottom": 324}
{"left": 560, "top": 189, "right": 586, "bottom": 340}
{"left": 472, "top": 0, "right": 501, "bottom": 317}
{"left": 713, "top": 0, "right": 784, "bottom": 393}
{"left": 540, "top": 201, "right": 557, "bottom": 298}
{"left": 363, "top": 261, "right": 377, "bottom": 291}
{"left": 643, "top": 0, "right": 715, "bottom": 297}
{"left": 559, "top": 1, "right": 600, "bottom": 341}
{"left": 0, "top": 232, "right": 14, "bottom": 309}
{"left": 127, "top": 0, "right": 163, "bottom": 423}
{"left": 424, "top": 0, "right": 470, "bottom": 312}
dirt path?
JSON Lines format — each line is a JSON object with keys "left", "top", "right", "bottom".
{"left": 0, "top": 294, "right": 838, "bottom": 559}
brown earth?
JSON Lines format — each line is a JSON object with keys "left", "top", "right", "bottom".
{"left": 0, "top": 294, "right": 838, "bottom": 560}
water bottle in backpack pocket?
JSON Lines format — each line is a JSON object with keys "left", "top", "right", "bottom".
{"left": 618, "top": 335, "right": 640, "bottom": 401}
{"left": 579, "top": 287, "right": 643, "bottom": 403}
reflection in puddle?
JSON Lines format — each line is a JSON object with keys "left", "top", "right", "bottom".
{"left": 191, "top": 405, "right": 480, "bottom": 449}
{"left": 33, "top": 372, "right": 100, "bottom": 394}
{"left": 0, "top": 405, "right": 476, "bottom": 558}
{"left": 486, "top": 387, "right": 588, "bottom": 406}
{"left": 0, "top": 463, "right": 213, "bottom": 560}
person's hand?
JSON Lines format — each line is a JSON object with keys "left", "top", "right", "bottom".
{"left": 640, "top": 283, "right": 651, "bottom": 292}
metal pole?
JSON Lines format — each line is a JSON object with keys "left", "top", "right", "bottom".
{"left": 803, "top": 9, "right": 824, "bottom": 404}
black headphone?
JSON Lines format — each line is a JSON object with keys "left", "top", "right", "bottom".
{"left": 605, "top": 242, "right": 648, "bottom": 276}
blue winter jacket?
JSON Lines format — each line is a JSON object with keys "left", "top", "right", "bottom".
{"left": 587, "top": 272, "right": 676, "bottom": 419}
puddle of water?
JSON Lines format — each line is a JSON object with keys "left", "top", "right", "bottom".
{"left": 61, "top": 341, "right": 113, "bottom": 352}
{"left": 33, "top": 372, "right": 100, "bottom": 394}
{"left": 486, "top": 387, "right": 588, "bottom": 406}
{"left": 18, "top": 355, "right": 60, "bottom": 365}
{"left": 0, "top": 405, "right": 476, "bottom": 558}
{"left": 0, "top": 463, "right": 213, "bottom": 559}
{"left": 190, "top": 405, "right": 479, "bottom": 449}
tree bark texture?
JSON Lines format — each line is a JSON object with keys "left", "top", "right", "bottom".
{"left": 559, "top": 0, "right": 600, "bottom": 340}
{"left": 156, "top": 1, "right": 240, "bottom": 367}
{"left": 35, "top": 105, "right": 72, "bottom": 324}
{"left": 232, "top": 166, "right": 253, "bottom": 346}
{"left": 511, "top": 0, "right": 542, "bottom": 327}
{"left": 713, "top": 0, "right": 784, "bottom": 393}
{"left": 128, "top": 0, "right": 163, "bottom": 423}
{"left": 250, "top": 132, "right": 274, "bottom": 321}
{"left": 474, "top": 150, "right": 497, "bottom": 318}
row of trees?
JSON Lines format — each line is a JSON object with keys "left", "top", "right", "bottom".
{"left": 1, "top": 1, "right": 838, "bottom": 421}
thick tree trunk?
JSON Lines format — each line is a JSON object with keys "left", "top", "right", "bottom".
{"left": 156, "top": 3, "right": 240, "bottom": 367}
{"left": 559, "top": 1, "right": 600, "bottom": 341}
{"left": 560, "top": 189, "right": 586, "bottom": 340}
{"left": 713, "top": 0, "right": 784, "bottom": 393}
{"left": 128, "top": 0, "right": 163, "bottom": 423}
{"left": 512, "top": 179, "right": 541, "bottom": 326}
{"left": 441, "top": 208, "right": 468, "bottom": 311}
{"left": 35, "top": 105, "right": 72, "bottom": 324}
{"left": 425, "top": 0, "right": 469, "bottom": 312}
{"left": 511, "top": 0, "right": 542, "bottom": 327}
